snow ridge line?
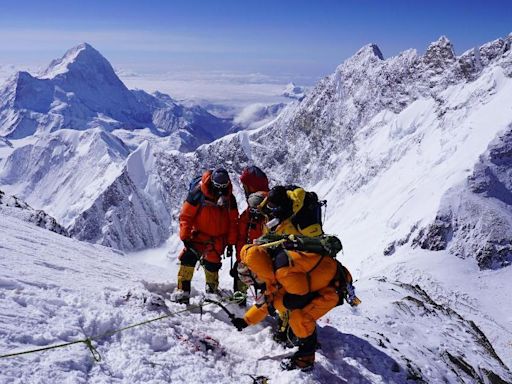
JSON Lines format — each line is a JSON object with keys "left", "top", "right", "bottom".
{"left": 0, "top": 302, "right": 213, "bottom": 362}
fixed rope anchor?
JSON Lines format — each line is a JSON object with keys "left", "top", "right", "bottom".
{"left": 84, "top": 338, "right": 101, "bottom": 362}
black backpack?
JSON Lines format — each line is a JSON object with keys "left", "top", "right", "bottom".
{"left": 186, "top": 175, "right": 205, "bottom": 206}
{"left": 291, "top": 191, "right": 326, "bottom": 233}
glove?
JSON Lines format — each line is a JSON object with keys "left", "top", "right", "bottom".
{"left": 231, "top": 317, "right": 248, "bottom": 331}
{"left": 226, "top": 244, "right": 234, "bottom": 259}
{"left": 346, "top": 283, "right": 361, "bottom": 307}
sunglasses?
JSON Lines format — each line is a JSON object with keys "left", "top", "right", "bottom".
{"left": 263, "top": 204, "right": 283, "bottom": 217}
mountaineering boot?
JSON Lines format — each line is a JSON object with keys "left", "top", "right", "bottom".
{"left": 280, "top": 331, "right": 317, "bottom": 371}
{"left": 204, "top": 270, "right": 219, "bottom": 294}
{"left": 173, "top": 265, "right": 194, "bottom": 304}
{"left": 171, "top": 289, "right": 190, "bottom": 305}
{"left": 280, "top": 354, "right": 315, "bottom": 372}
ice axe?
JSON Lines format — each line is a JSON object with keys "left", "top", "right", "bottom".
{"left": 201, "top": 298, "right": 236, "bottom": 321}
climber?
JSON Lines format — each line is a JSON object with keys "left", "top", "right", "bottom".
{"left": 231, "top": 243, "right": 340, "bottom": 371}
{"left": 172, "top": 168, "right": 238, "bottom": 304}
{"left": 262, "top": 185, "right": 324, "bottom": 237}
{"left": 232, "top": 191, "right": 268, "bottom": 305}
{"left": 255, "top": 185, "right": 326, "bottom": 344}
{"left": 230, "top": 166, "right": 270, "bottom": 304}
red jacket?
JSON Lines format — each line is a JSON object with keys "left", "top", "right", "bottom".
{"left": 179, "top": 170, "right": 238, "bottom": 263}
{"left": 236, "top": 208, "right": 266, "bottom": 260}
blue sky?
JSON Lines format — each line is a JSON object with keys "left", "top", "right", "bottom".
{"left": 0, "top": 0, "right": 511, "bottom": 82}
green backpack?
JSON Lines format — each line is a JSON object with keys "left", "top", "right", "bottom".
{"left": 255, "top": 233, "right": 343, "bottom": 258}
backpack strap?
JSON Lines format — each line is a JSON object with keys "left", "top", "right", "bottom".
{"left": 304, "top": 253, "right": 325, "bottom": 292}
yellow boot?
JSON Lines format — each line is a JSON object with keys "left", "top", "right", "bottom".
{"left": 174, "top": 265, "right": 195, "bottom": 304}
{"left": 204, "top": 269, "right": 219, "bottom": 294}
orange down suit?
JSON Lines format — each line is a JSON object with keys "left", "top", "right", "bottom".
{"left": 179, "top": 171, "right": 238, "bottom": 264}
{"left": 240, "top": 244, "right": 339, "bottom": 338}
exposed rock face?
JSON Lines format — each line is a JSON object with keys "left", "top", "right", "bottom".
{"left": 70, "top": 169, "right": 169, "bottom": 251}
{"left": 69, "top": 140, "right": 170, "bottom": 251}
{"left": 414, "top": 127, "right": 512, "bottom": 269}
{"left": 0, "top": 190, "right": 68, "bottom": 236}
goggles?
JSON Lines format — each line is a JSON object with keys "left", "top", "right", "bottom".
{"left": 212, "top": 179, "right": 230, "bottom": 189}
{"left": 263, "top": 204, "right": 283, "bottom": 218}
{"left": 249, "top": 207, "right": 263, "bottom": 216}
{"left": 237, "top": 262, "right": 260, "bottom": 286}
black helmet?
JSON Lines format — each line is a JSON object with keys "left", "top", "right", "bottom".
{"left": 211, "top": 168, "right": 230, "bottom": 195}
{"left": 266, "top": 186, "right": 293, "bottom": 220}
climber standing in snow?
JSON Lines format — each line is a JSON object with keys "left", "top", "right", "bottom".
{"left": 231, "top": 166, "right": 270, "bottom": 304}
{"left": 172, "top": 168, "right": 238, "bottom": 304}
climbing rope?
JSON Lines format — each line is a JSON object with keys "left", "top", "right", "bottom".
{"left": 0, "top": 301, "right": 211, "bottom": 362}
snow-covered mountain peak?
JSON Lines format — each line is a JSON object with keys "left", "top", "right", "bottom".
{"left": 40, "top": 42, "right": 114, "bottom": 80}
{"left": 423, "top": 35, "right": 456, "bottom": 65}
{"left": 349, "top": 43, "right": 384, "bottom": 63}
{"left": 334, "top": 43, "right": 386, "bottom": 81}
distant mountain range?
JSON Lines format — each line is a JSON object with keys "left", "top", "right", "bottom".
{"left": 0, "top": 43, "right": 232, "bottom": 151}
{"left": 1, "top": 36, "right": 512, "bottom": 269}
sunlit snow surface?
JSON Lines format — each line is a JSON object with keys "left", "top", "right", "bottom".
{"left": 1, "top": 211, "right": 511, "bottom": 383}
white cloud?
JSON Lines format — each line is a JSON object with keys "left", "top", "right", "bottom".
{"left": 118, "top": 69, "right": 296, "bottom": 108}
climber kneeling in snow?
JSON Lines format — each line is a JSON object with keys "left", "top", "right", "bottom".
{"left": 258, "top": 184, "right": 326, "bottom": 346}
{"left": 231, "top": 242, "right": 346, "bottom": 371}
{"left": 172, "top": 168, "right": 238, "bottom": 304}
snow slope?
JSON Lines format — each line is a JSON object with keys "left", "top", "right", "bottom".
{"left": 0, "top": 128, "right": 171, "bottom": 251}
{"left": 1, "top": 209, "right": 510, "bottom": 383}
